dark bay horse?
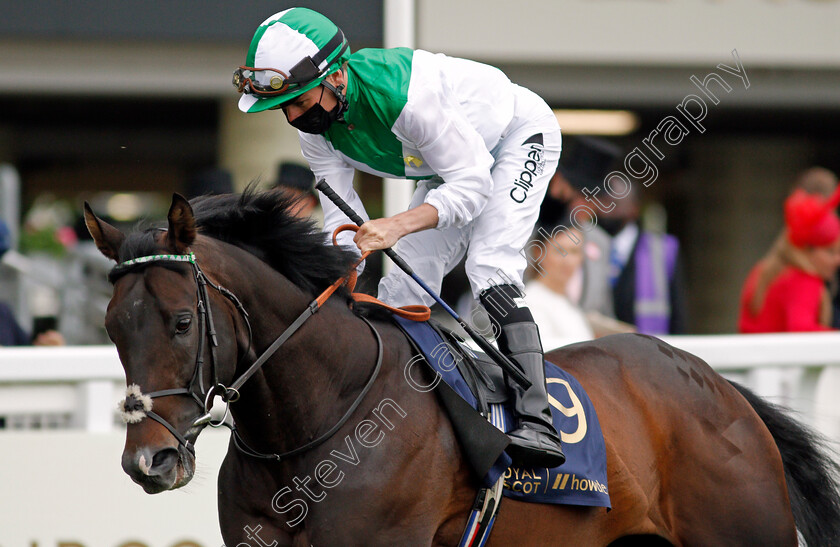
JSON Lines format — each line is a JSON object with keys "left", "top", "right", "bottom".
{"left": 84, "top": 190, "right": 840, "bottom": 546}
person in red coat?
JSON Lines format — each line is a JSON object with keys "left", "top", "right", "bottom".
{"left": 739, "top": 186, "right": 840, "bottom": 333}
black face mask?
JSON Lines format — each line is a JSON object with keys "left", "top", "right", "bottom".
{"left": 288, "top": 85, "right": 344, "bottom": 135}
{"left": 598, "top": 217, "right": 627, "bottom": 237}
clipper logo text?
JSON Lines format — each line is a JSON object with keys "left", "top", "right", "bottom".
{"left": 510, "top": 133, "right": 546, "bottom": 204}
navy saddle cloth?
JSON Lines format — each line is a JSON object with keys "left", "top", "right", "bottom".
{"left": 393, "top": 316, "right": 610, "bottom": 508}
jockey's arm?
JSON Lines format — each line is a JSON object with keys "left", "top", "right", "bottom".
{"left": 353, "top": 203, "right": 439, "bottom": 252}
{"left": 395, "top": 80, "right": 496, "bottom": 231}
{"left": 354, "top": 85, "right": 494, "bottom": 252}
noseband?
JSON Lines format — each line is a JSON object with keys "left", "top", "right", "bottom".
{"left": 112, "top": 250, "right": 382, "bottom": 461}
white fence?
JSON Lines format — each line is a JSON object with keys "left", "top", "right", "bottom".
{"left": 0, "top": 346, "right": 228, "bottom": 547}
{"left": 0, "top": 335, "right": 838, "bottom": 546}
{"left": 661, "top": 332, "right": 840, "bottom": 441}
{"left": 0, "top": 345, "right": 124, "bottom": 432}
{"left": 1, "top": 333, "right": 839, "bottom": 439}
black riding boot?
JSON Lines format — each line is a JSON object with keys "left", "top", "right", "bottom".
{"left": 480, "top": 285, "right": 565, "bottom": 469}
{"left": 497, "top": 321, "right": 566, "bottom": 468}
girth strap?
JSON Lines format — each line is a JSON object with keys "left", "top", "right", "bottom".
{"left": 458, "top": 474, "right": 505, "bottom": 547}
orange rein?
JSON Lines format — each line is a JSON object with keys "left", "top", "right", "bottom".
{"left": 313, "top": 224, "right": 431, "bottom": 321}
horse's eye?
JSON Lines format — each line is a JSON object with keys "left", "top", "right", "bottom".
{"left": 175, "top": 316, "right": 192, "bottom": 334}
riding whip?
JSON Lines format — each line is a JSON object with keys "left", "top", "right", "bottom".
{"left": 315, "top": 179, "right": 532, "bottom": 389}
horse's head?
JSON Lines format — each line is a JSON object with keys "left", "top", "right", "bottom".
{"left": 85, "top": 194, "right": 242, "bottom": 494}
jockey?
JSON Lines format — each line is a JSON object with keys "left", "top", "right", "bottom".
{"left": 233, "top": 7, "right": 565, "bottom": 468}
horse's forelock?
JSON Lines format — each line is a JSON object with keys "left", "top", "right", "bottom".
{"left": 117, "top": 229, "right": 165, "bottom": 262}
{"left": 107, "top": 229, "right": 171, "bottom": 284}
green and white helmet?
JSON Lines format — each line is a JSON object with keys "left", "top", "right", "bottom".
{"left": 233, "top": 8, "right": 350, "bottom": 113}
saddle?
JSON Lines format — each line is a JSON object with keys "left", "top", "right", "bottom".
{"left": 392, "top": 316, "right": 513, "bottom": 485}
{"left": 391, "top": 315, "right": 611, "bottom": 509}
{"left": 432, "top": 321, "right": 511, "bottom": 405}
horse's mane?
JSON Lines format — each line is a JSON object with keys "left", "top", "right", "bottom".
{"left": 115, "top": 188, "right": 359, "bottom": 298}
{"left": 190, "top": 188, "right": 358, "bottom": 296}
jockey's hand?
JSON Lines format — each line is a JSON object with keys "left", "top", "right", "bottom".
{"left": 354, "top": 217, "right": 403, "bottom": 252}
{"left": 353, "top": 204, "right": 440, "bottom": 253}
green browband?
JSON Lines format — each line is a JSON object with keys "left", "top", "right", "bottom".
{"left": 112, "top": 252, "right": 196, "bottom": 274}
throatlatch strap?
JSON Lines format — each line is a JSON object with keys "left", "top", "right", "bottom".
{"left": 330, "top": 224, "right": 431, "bottom": 322}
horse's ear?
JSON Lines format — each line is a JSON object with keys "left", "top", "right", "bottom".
{"left": 83, "top": 202, "right": 124, "bottom": 262}
{"left": 166, "top": 193, "right": 196, "bottom": 254}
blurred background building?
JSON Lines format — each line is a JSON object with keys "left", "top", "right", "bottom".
{"left": 1, "top": 0, "right": 840, "bottom": 338}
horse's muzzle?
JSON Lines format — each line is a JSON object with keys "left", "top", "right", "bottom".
{"left": 121, "top": 444, "right": 195, "bottom": 494}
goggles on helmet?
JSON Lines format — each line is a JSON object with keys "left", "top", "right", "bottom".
{"left": 233, "top": 66, "right": 299, "bottom": 96}
{"left": 233, "top": 28, "right": 348, "bottom": 97}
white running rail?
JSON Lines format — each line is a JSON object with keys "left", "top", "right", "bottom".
{"left": 1, "top": 333, "right": 839, "bottom": 440}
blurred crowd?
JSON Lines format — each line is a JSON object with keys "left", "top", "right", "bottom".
{"left": 522, "top": 136, "right": 687, "bottom": 346}
{"left": 0, "top": 219, "right": 64, "bottom": 346}
{"left": 3, "top": 139, "right": 840, "bottom": 347}
{"left": 520, "top": 137, "right": 840, "bottom": 344}
{"left": 738, "top": 168, "right": 840, "bottom": 333}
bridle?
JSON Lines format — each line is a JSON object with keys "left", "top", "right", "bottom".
{"left": 113, "top": 250, "right": 382, "bottom": 461}
{"left": 114, "top": 252, "right": 248, "bottom": 455}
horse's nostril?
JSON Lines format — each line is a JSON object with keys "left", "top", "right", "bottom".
{"left": 149, "top": 448, "right": 180, "bottom": 476}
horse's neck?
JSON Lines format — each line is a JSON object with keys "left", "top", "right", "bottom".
{"left": 244, "top": 304, "right": 385, "bottom": 454}
{"left": 205, "top": 240, "right": 384, "bottom": 452}
{"left": 204, "top": 242, "right": 475, "bottom": 529}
